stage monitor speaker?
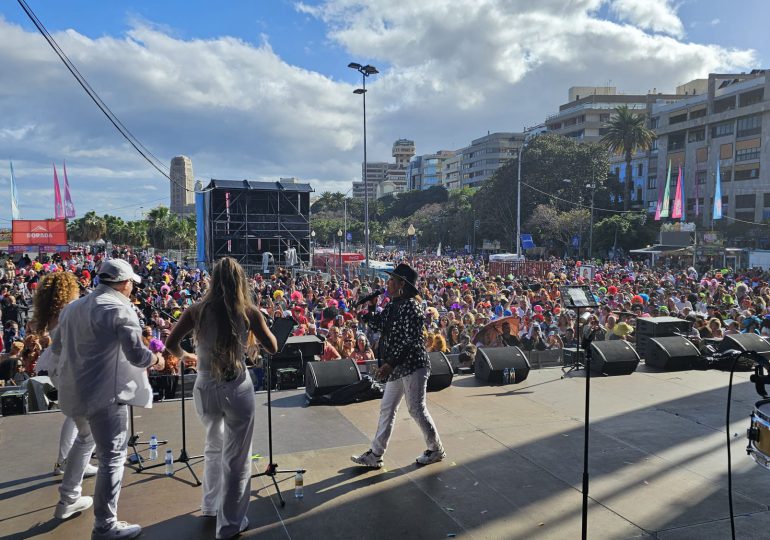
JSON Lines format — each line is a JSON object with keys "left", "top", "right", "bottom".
{"left": 277, "top": 336, "right": 324, "bottom": 360}
{"left": 475, "top": 347, "right": 530, "bottom": 384}
{"left": 562, "top": 347, "right": 585, "bottom": 367}
{"left": 718, "top": 333, "right": 770, "bottom": 354}
{"left": 636, "top": 316, "right": 693, "bottom": 359}
{"left": 305, "top": 359, "right": 362, "bottom": 399}
{"left": 646, "top": 336, "right": 700, "bottom": 370}
{"left": 1, "top": 389, "right": 28, "bottom": 416}
{"left": 589, "top": 341, "right": 639, "bottom": 376}
{"left": 427, "top": 352, "right": 454, "bottom": 392}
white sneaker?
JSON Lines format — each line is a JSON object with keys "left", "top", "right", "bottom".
{"left": 351, "top": 449, "right": 383, "bottom": 469}
{"left": 91, "top": 521, "right": 142, "bottom": 540}
{"left": 84, "top": 463, "right": 98, "bottom": 477}
{"left": 53, "top": 460, "right": 66, "bottom": 476}
{"left": 53, "top": 460, "right": 98, "bottom": 477}
{"left": 54, "top": 496, "right": 93, "bottom": 519}
{"left": 416, "top": 448, "right": 446, "bottom": 466}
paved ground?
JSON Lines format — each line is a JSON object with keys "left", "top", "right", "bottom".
{"left": 2, "top": 365, "right": 770, "bottom": 539}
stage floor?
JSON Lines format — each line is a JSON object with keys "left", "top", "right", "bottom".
{"left": 3, "top": 366, "right": 770, "bottom": 539}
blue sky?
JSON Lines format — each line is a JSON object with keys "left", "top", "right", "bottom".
{"left": 0, "top": 0, "right": 767, "bottom": 221}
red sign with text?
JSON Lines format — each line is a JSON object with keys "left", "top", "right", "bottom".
{"left": 12, "top": 220, "right": 68, "bottom": 245}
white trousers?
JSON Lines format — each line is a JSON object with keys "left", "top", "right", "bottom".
{"left": 194, "top": 370, "right": 255, "bottom": 540}
{"left": 59, "top": 404, "right": 128, "bottom": 531}
{"left": 371, "top": 367, "right": 443, "bottom": 457}
{"left": 58, "top": 416, "right": 78, "bottom": 464}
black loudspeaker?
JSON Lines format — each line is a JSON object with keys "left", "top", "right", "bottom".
{"left": 636, "top": 316, "right": 693, "bottom": 359}
{"left": 1, "top": 390, "right": 28, "bottom": 416}
{"left": 427, "top": 352, "right": 453, "bottom": 392}
{"left": 277, "top": 336, "right": 324, "bottom": 359}
{"left": 475, "top": 347, "right": 530, "bottom": 384}
{"left": 270, "top": 357, "right": 304, "bottom": 388}
{"left": 589, "top": 341, "right": 639, "bottom": 375}
{"left": 719, "top": 333, "right": 770, "bottom": 354}
{"left": 563, "top": 347, "right": 585, "bottom": 367}
{"left": 305, "top": 359, "right": 362, "bottom": 399}
{"left": 646, "top": 336, "right": 700, "bottom": 370}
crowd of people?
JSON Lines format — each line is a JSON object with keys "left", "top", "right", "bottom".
{"left": 3, "top": 248, "right": 770, "bottom": 389}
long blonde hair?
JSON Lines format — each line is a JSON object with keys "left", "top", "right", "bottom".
{"left": 194, "top": 257, "right": 253, "bottom": 382}
{"left": 31, "top": 272, "right": 80, "bottom": 334}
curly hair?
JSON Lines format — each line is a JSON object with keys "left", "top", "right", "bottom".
{"left": 31, "top": 272, "right": 80, "bottom": 334}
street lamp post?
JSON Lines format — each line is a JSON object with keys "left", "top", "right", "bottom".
{"left": 337, "top": 229, "right": 343, "bottom": 277}
{"left": 407, "top": 224, "right": 415, "bottom": 257}
{"left": 588, "top": 179, "right": 596, "bottom": 260}
{"left": 516, "top": 132, "right": 536, "bottom": 258}
{"left": 348, "top": 62, "right": 379, "bottom": 270}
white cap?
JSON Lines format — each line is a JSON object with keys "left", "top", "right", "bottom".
{"left": 98, "top": 259, "right": 142, "bottom": 283}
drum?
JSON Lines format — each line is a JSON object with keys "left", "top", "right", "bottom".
{"left": 747, "top": 399, "right": 770, "bottom": 470}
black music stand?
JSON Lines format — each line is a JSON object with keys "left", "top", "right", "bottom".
{"left": 251, "top": 317, "right": 305, "bottom": 507}
{"left": 560, "top": 285, "right": 598, "bottom": 540}
{"left": 127, "top": 405, "right": 167, "bottom": 470}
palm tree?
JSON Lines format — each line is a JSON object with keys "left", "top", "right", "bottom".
{"left": 145, "top": 206, "right": 175, "bottom": 248}
{"left": 601, "top": 105, "right": 655, "bottom": 210}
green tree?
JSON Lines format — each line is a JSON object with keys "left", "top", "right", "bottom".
{"left": 145, "top": 206, "right": 176, "bottom": 249}
{"left": 600, "top": 105, "right": 655, "bottom": 211}
{"left": 593, "top": 213, "right": 655, "bottom": 256}
{"left": 525, "top": 204, "right": 590, "bottom": 255}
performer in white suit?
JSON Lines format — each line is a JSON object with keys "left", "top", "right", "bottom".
{"left": 167, "top": 256, "right": 277, "bottom": 540}
{"left": 51, "top": 259, "right": 163, "bottom": 540}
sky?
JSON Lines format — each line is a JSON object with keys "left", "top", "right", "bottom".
{"left": 0, "top": 0, "right": 768, "bottom": 222}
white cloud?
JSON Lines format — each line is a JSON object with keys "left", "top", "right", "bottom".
{"left": 610, "top": 0, "right": 685, "bottom": 38}
{"left": 0, "top": 3, "right": 757, "bottom": 221}
{"left": 711, "top": 18, "right": 721, "bottom": 26}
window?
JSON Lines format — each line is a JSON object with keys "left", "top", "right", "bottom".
{"left": 712, "top": 121, "right": 734, "bottom": 138}
{"left": 688, "top": 128, "right": 705, "bottom": 142}
{"left": 637, "top": 163, "right": 643, "bottom": 177}
{"left": 720, "top": 143, "right": 734, "bottom": 160}
{"left": 599, "top": 113, "right": 610, "bottom": 123}
{"left": 667, "top": 132, "right": 686, "bottom": 151}
{"left": 736, "top": 211, "right": 755, "bottom": 222}
{"left": 650, "top": 138, "right": 658, "bottom": 151}
{"left": 734, "top": 165, "right": 760, "bottom": 181}
{"left": 736, "top": 147, "right": 761, "bottom": 162}
{"left": 670, "top": 113, "right": 688, "bottom": 124}
{"left": 737, "top": 114, "right": 762, "bottom": 137}
{"left": 650, "top": 117, "right": 659, "bottom": 129}
{"left": 736, "top": 194, "right": 756, "bottom": 208}
{"left": 598, "top": 127, "right": 610, "bottom": 136}
{"left": 720, "top": 168, "right": 733, "bottom": 182}
{"left": 764, "top": 193, "right": 770, "bottom": 207}
{"left": 695, "top": 170, "right": 707, "bottom": 185}
{"left": 696, "top": 147, "right": 709, "bottom": 163}
{"left": 647, "top": 176, "right": 657, "bottom": 189}
{"left": 714, "top": 96, "right": 736, "bottom": 113}
{"left": 577, "top": 115, "right": 585, "bottom": 124}
{"left": 739, "top": 88, "right": 764, "bottom": 107}
{"left": 689, "top": 108, "right": 707, "bottom": 120}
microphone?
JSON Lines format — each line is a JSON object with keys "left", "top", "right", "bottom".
{"left": 354, "top": 289, "right": 384, "bottom": 307}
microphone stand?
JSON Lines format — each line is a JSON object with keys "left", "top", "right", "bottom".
{"left": 251, "top": 351, "right": 305, "bottom": 507}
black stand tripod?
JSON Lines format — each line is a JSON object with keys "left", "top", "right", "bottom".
{"left": 558, "top": 286, "right": 598, "bottom": 540}
{"left": 127, "top": 405, "right": 167, "bottom": 470}
{"left": 251, "top": 352, "right": 305, "bottom": 507}
{"left": 139, "top": 359, "right": 202, "bottom": 486}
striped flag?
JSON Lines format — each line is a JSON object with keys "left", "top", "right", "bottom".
{"left": 671, "top": 165, "right": 683, "bottom": 219}
{"left": 713, "top": 162, "right": 723, "bottom": 220}
{"left": 9, "top": 161, "right": 20, "bottom": 220}
{"left": 62, "top": 161, "right": 76, "bottom": 218}
{"left": 53, "top": 163, "right": 65, "bottom": 220}
{"left": 660, "top": 160, "right": 671, "bottom": 218}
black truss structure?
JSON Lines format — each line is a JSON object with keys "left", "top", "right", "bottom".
{"left": 202, "top": 180, "right": 313, "bottom": 271}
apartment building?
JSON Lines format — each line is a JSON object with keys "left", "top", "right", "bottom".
{"left": 406, "top": 150, "right": 456, "bottom": 191}
{"left": 460, "top": 132, "right": 524, "bottom": 188}
{"left": 353, "top": 139, "right": 415, "bottom": 200}
{"left": 651, "top": 70, "right": 769, "bottom": 225}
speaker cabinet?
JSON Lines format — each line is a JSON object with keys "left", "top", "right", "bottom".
{"left": 563, "top": 347, "right": 585, "bottom": 367}
{"left": 718, "top": 333, "right": 770, "bottom": 354}
{"left": 636, "top": 316, "right": 693, "bottom": 359}
{"left": 1, "top": 389, "right": 28, "bottom": 416}
{"left": 427, "top": 352, "right": 454, "bottom": 392}
{"left": 475, "top": 347, "right": 530, "bottom": 384}
{"left": 646, "top": 336, "right": 700, "bottom": 370}
{"left": 305, "top": 359, "right": 362, "bottom": 399}
{"left": 589, "top": 341, "right": 639, "bottom": 375}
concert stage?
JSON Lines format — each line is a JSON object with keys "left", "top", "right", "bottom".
{"left": 3, "top": 366, "right": 770, "bottom": 539}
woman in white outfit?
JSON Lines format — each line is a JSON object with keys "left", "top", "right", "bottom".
{"left": 167, "top": 257, "right": 277, "bottom": 540}
{"left": 31, "top": 272, "right": 98, "bottom": 478}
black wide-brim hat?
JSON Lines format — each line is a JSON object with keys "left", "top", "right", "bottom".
{"left": 385, "top": 263, "right": 419, "bottom": 296}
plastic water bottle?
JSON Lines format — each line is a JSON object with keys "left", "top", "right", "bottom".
{"left": 149, "top": 435, "right": 158, "bottom": 460}
{"left": 510, "top": 366, "right": 516, "bottom": 384}
{"left": 503, "top": 368, "right": 509, "bottom": 385}
{"left": 294, "top": 471, "right": 304, "bottom": 499}
{"left": 165, "top": 449, "right": 174, "bottom": 476}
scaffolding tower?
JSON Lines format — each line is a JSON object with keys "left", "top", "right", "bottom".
{"left": 202, "top": 179, "right": 313, "bottom": 272}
